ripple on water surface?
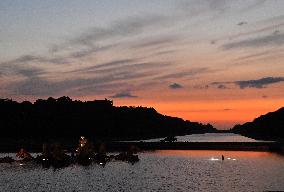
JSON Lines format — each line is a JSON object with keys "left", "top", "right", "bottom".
{"left": 0, "top": 150, "right": 284, "bottom": 192}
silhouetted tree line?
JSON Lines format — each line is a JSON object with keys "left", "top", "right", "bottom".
{"left": 0, "top": 96, "right": 216, "bottom": 145}
{"left": 231, "top": 107, "right": 284, "bottom": 141}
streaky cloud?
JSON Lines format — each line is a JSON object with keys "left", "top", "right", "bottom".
{"left": 152, "top": 49, "right": 177, "bottom": 56}
{"left": 193, "top": 85, "right": 209, "bottom": 90}
{"left": 1, "top": 55, "right": 68, "bottom": 66}
{"left": 222, "top": 22, "right": 284, "bottom": 42}
{"left": 0, "top": 59, "right": 47, "bottom": 79}
{"left": 69, "top": 15, "right": 170, "bottom": 48}
{"left": 240, "top": 0, "right": 267, "bottom": 12}
{"left": 234, "top": 50, "right": 271, "bottom": 61}
{"left": 6, "top": 61, "right": 170, "bottom": 97}
{"left": 131, "top": 36, "right": 180, "bottom": 49}
{"left": 237, "top": 21, "right": 248, "bottom": 26}
{"left": 212, "top": 77, "right": 284, "bottom": 89}
{"left": 9, "top": 77, "right": 55, "bottom": 96}
{"left": 217, "top": 84, "right": 228, "bottom": 89}
{"left": 223, "top": 33, "right": 284, "bottom": 49}
{"left": 235, "top": 77, "right": 284, "bottom": 89}
{"left": 169, "top": 83, "right": 183, "bottom": 89}
{"left": 178, "top": 0, "right": 267, "bottom": 18}
{"left": 71, "top": 62, "right": 171, "bottom": 77}
{"left": 68, "top": 59, "right": 136, "bottom": 74}
{"left": 155, "top": 67, "right": 209, "bottom": 80}
{"left": 110, "top": 92, "right": 138, "bottom": 98}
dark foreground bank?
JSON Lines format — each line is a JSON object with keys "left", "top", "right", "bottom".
{"left": 0, "top": 137, "right": 140, "bottom": 168}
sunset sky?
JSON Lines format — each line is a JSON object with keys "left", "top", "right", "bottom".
{"left": 1, "top": 0, "right": 284, "bottom": 129}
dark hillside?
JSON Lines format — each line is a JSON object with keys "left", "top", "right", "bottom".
{"left": 0, "top": 97, "right": 216, "bottom": 146}
{"left": 231, "top": 107, "right": 284, "bottom": 141}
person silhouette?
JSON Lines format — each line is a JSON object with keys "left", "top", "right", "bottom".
{"left": 222, "top": 155, "right": 224, "bottom": 161}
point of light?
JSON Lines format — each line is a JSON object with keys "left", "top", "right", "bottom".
{"left": 227, "top": 158, "right": 231, "bottom": 160}
{"left": 210, "top": 157, "right": 219, "bottom": 161}
{"left": 232, "top": 159, "right": 236, "bottom": 161}
{"left": 19, "top": 163, "right": 24, "bottom": 166}
{"left": 99, "top": 162, "right": 103, "bottom": 165}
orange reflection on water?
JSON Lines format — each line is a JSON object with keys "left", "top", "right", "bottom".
{"left": 155, "top": 150, "right": 276, "bottom": 158}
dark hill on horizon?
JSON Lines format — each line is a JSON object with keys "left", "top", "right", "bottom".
{"left": 231, "top": 107, "right": 284, "bottom": 141}
{"left": 0, "top": 96, "right": 216, "bottom": 147}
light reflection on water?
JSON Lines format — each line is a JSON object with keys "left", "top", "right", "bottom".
{"left": 1, "top": 150, "right": 284, "bottom": 192}
{"left": 155, "top": 150, "right": 276, "bottom": 158}
{"left": 129, "top": 133, "right": 270, "bottom": 142}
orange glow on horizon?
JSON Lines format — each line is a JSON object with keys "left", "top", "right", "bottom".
{"left": 111, "top": 98, "right": 284, "bottom": 129}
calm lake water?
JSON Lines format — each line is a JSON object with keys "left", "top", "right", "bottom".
{"left": 129, "top": 133, "right": 269, "bottom": 142}
{"left": 1, "top": 134, "right": 283, "bottom": 192}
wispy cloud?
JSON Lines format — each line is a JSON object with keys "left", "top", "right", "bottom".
{"left": 217, "top": 84, "right": 228, "bottom": 89}
{"left": 0, "top": 58, "right": 47, "bottom": 80}
{"left": 131, "top": 36, "right": 180, "bottom": 49}
{"left": 1, "top": 0, "right": 281, "bottom": 101}
{"left": 235, "top": 77, "right": 284, "bottom": 89}
{"left": 1, "top": 55, "right": 68, "bottom": 66}
{"left": 74, "top": 15, "right": 169, "bottom": 46}
{"left": 237, "top": 21, "right": 248, "bottom": 26}
{"left": 7, "top": 76, "right": 110, "bottom": 96}
{"left": 9, "top": 77, "right": 57, "bottom": 96}
{"left": 5, "top": 60, "right": 171, "bottom": 97}
{"left": 169, "top": 83, "right": 183, "bottom": 89}
{"left": 193, "top": 85, "right": 209, "bottom": 90}
{"left": 217, "top": 21, "right": 284, "bottom": 45}
{"left": 152, "top": 49, "right": 177, "bottom": 56}
{"left": 68, "top": 59, "right": 136, "bottom": 74}
{"left": 178, "top": 0, "right": 229, "bottom": 17}
{"left": 1, "top": 12, "right": 178, "bottom": 74}
{"left": 48, "top": 14, "right": 175, "bottom": 58}
{"left": 240, "top": 0, "right": 268, "bottom": 12}
{"left": 212, "top": 77, "right": 284, "bottom": 89}
{"left": 73, "top": 62, "right": 172, "bottom": 79}
{"left": 178, "top": 0, "right": 267, "bottom": 19}
{"left": 223, "top": 33, "right": 284, "bottom": 49}
{"left": 110, "top": 92, "right": 138, "bottom": 98}
{"left": 234, "top": 50, "right": 271, "bottom": 61}
{"left": 155, "top": 68, "right": 209, "bottom": 80}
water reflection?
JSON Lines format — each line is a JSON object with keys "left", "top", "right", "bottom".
{"left": 209, "top": 157, "right": 219, "bottom": 161}
{"left": 154, "top": 150, "right": 277, "bottom": 158}
{"left": 1, "top": 151, "right": 284, "bottom": 191}
{"left": 135, "top": 133, "right": 265, "bottom": 142}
